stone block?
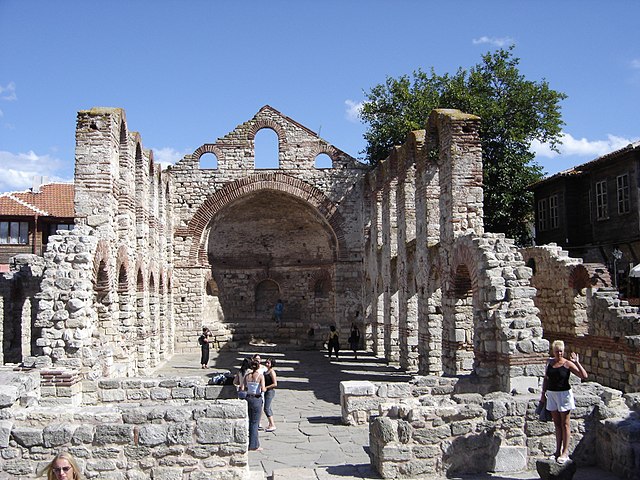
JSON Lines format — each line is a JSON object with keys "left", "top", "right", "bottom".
{"left": 171, "top": 387, "right": 195, "bottom": 399}
{"left": 150, "top": 387, "right": 171, "bottom": 401}
{"left": 491, "top": 445, "right": 527, "bottom": 472}
{"left": 0, "top": 420, "right": 13, "bottom": 448}
{"left": 100, "top": 389, "right": 126, "bottom": 402}
{"left": 43, "top": 423, "right": 75, "bottom": 447}
{"left": 151, "top": 467, "right": 184, "bottom": 480}
{"left": 340, "top": 380, "right": 376, "bottom": 396}
{"left": 195, "top": 418, "right": 234, "bottom": 444}
{"left": 138, "top": 424, "right": 168, "bottom": 446}
{"left": 167, "top": 422, "right": 194, "bottom": 445}
{"left": 0, "top": 386, "right": 20, "bottom": 408}
{"left": 509, "top": 376, "right": 538, "bottom": 394}
{"left": 535, "top": 458, "right": 577, "bottom": 480}
{"left": 11, "top": 426, "right": 43, "bottom": 447}
{"left": 94, "top": 424, "right": 134, "bottom": 445}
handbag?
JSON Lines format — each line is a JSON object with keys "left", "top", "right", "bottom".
{"left": 535, "top": 400, "right": 552, "bottom": 422}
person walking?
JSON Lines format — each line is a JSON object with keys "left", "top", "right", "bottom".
{"left": 263, "top": 357, "right": 278, "bottom": 432}
{"left": 348, "top": 322, "right": 361, "bottom": 359}
{"left": 241, "top": 359, "right": 266, "bottom": 451}
{"left": 198, "top": 327, "right": 212, "bottom": 369}
{"left": 41, "top": 451, "right": 84, "bottom": 480}
{"left": 327, "top": 325, "right": 340, "bottom": 360}
{"left": 540, "top": 340, "right": 588, "bottom": 464}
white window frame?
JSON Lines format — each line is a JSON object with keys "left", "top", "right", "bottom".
{"left": 549, "top": 194, "right": 559, "bottom": 229}
{"left": 537, "top": 198, "right": 548, "bottom": 232}
{"left": 617, "top": 174, "right": 630, "bottom": 214}
{"left": 595, "top": 180, "right": 608, "bottom": 220}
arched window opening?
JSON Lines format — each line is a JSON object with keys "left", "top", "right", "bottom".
{"left": 315, "top": 153, "right": 333, "bottom": 169}
{"left": 314, "top": 279, "right": 328, "bottom": 298}
{"left": 120, "top": 121, "right": 127, "bottom": 145}
{"left": 200, "top": 152, "right": 218, "bottom": 170}
{"left": 117, "top": 265, "right": 128, "bottom": 293}
{"left": 95, "top": 261, "right": 110, "bottom": 303}
{"left": 254, "top": 128, "right": 279, "bottom": 169}
{"left": 137, "top": 270, "right": 144, "bottom": 292}
{"left": 255, "top": 279, "right": 280, "bottom": 320}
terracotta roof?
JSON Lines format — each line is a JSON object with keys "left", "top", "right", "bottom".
{"left": 0, "top": 183, "right": 74, "bottom": 218}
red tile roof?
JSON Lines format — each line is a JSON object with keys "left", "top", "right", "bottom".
{"left": 0, "top": 183, "right": 74, "bottom": 218}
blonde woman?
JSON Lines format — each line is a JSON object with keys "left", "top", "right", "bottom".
{"left": 540, "top": 340, "right": 588, "bottom": 464}
{"left": 41, "top": 451, "right": 83, "bottom": 480}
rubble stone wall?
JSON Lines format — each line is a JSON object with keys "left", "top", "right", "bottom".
{"left": 523, "top": 245, "right": 640, "bottom": 392}
{"left": 364, "top": 110, "right": 548, "bottom": 392}
{"left": 0, "top": 401, "right": 248, "bottom": 479}
{"left": 345, "top": 378, "right": 640, "bottom": 479}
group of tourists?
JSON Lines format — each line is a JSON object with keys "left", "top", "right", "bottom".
{"left": 233, "top": 353, "right": 278, "bottom": 451}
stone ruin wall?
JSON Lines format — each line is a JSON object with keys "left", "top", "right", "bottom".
{"left": 1, "top": 105, "right": 640, "bottom": 478}
{"left": 523, "top": 244, "right": 640, "bottom": 393}
{"left": 168, "top": 106, "right": 368, "bottom": 351}
{"left": 363, "top": 109, "right": 548, "bottom": 393}
{"left": 341, "top": 378, "right": 640, "bottom": 479}
{"left": 0, "top": 107, "right": 177, "bottom": 378}
{"left": 0, "top": 368, "right": 249, "bottom": 479}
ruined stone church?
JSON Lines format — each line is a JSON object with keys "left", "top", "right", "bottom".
{"left": 2, "top": 105, "right": 640, "bottom": 479}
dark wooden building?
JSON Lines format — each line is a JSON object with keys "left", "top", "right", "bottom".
{"left": 0, "top": 182, "right": 75, "bottom": 272}
{"left": 530, "top": 141, "right": 640, "bottom": 298}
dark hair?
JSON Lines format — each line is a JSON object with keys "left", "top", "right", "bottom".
{"left": 239, "top": 357, "right": 251, "bottom": 374}
{"left": 330, "top": 325, "right": 336, "bottom": 332}
{"left": 250, "top": 360, "right": 260, "bottom": 371}
{"left": 266, "top": 357, "right": 276, "bottom": 368}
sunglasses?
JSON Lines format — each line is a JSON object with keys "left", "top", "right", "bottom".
{"left": 53, "top": 466, "right": 72, "bottom": 473}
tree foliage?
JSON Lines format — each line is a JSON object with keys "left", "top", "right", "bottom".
{"left": 360, "top": 47, "right": 567, "bottom": 245}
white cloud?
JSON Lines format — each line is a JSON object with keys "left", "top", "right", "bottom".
{"left": 630, "top": 59, "right": 640, "bottom": 69}
{"left": 151, "top": 146, "right": 191, "bottom": 169}
{"left": 0, "top": 150, "right": 69, "bottom": 192}
{"left": 344, "top": 99, "right": 363, "bottom": 123}
{"left": 0, "top": 82, "right": 17, "bottom": 101}
{"left": 531, "top": 132, "right": 638, "bottom": 159}
{"left": 472, "top": 36, "right": 514, "bottom": 47}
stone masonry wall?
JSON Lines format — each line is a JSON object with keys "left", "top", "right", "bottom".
{"left": 342, "top": 379, "right": 640, "bottom": 479}
{"left": 0, "top": 369, "right": 248, "bottom": 479}
{"left": 523, "top": 245, "right": 640, "bottom": 392}
{"left": 169, "top": 105, "right": 368, "bottom": 351}
{"left": 363, "top": 110, "right": 547, "bottom": 393}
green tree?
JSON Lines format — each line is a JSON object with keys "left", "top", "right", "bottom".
{"left": 360, "top": 47, "right": 566, "bottom": 245}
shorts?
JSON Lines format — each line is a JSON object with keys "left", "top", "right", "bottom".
{"left": 545, "top": 389, "right": 575, "bottom": 412}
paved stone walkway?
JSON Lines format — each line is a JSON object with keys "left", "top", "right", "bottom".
{"left": 155, "top": 348, "right": 623, "bottom": 480}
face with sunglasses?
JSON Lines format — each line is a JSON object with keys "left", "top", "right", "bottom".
{"left": 52, "top": 460, "right": 73, "bottom": 478}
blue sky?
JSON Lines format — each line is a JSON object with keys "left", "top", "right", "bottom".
{"left": 1, "top": 0, "right": 639, "bottom": 192}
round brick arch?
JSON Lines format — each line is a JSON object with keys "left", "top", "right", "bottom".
{"left": 185, "top": 172, "right": 349, "bottom": 265}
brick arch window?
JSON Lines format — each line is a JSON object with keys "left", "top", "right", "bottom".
{"left": 200, "top": 152, "right": 218, "bottom": 169}
{"left": 314, "top": 153, "right": 333, "bottom": 169}
{"left": 95, "top": 260, "right": 110, "bottom": 303}
{"left": 254, "top": 128, "right": 279, "bottom": 169}
{"left": 117, "top": 264, "right": 128, "bottom": 293}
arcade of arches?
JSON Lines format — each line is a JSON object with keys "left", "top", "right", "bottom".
{"left": 2, "top": 105, "right": 639, "bottom": 397}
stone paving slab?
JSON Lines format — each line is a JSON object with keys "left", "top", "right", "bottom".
{"left": 155, "top": 349, "right": 623, "bottom": 480}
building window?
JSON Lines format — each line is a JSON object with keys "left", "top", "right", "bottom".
{"left": 595, "top": 180, "right": 608, "bottom": 220}
{"left": 549, "top": 194, "right": 559, "bottom": 229}
{"left": 49, "top": 223, "right": 74, "bottom": 235}
{"left": 0, "top": 221, "right": 29, "bottom": 244}
{"left": 617, "top": 174, "right": 630, "bottom": 214}
{"left": 537, "top": 198, "right": 548, "bottom": 231}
